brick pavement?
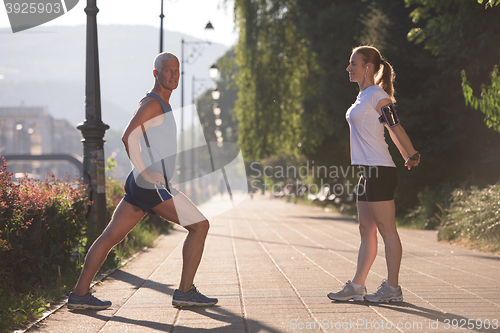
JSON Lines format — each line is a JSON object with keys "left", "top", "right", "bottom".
{"left": 27, "top": 195, "right": 500, "bottom": 333}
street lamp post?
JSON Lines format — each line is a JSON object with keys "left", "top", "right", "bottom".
{"left": 179, "top": 22, "right": 214, "bottom": 191}
{"left": 210, "top": 93, "right": 233, "bottom": 204}
{"left": 190, "top": 72, "right": 218, "bottom": 187}
{"left": 159, "top": 0, "right": 164, "bottom": 53}
{"left": 77, "top": 0, "right": 109, "bottom": 231}
{"left": 191, "top": 76, "right": 209, "bottom": 201}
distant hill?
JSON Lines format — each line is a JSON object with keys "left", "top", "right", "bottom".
{"left": 0, "top": 24, "right": 229, "bottom": 131}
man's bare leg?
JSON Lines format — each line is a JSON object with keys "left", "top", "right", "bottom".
{"left": 73, "top": 200, "right": 146, "bottom": 296}
{"left": 152, "top": 192, "right": 209, "bottom": 293}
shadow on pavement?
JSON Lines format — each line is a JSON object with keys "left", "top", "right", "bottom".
{"left": 70, "top": 305, "right": 284, "bottom": 332}
{"left": 173, "top": 306, "right": 283, "bottom": 333}
{"left": 100, "top": 271, "right": 284, "bottom": 332}
{"left": 460, "top": 254, "right": 500, "bottom": 261}
{"left": 106, "top": 269, "right": 177, "bottom": 296}
{"left": 70, "top": 312, "right": 172, "bottom": 331}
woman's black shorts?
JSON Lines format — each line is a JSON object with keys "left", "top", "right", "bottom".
{"left": 356, "top": 165, "right": 398, "bottom": 202}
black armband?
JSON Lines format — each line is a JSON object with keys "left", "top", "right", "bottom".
{"left": 378, "top": 103, "right": 400, "bottom": 128}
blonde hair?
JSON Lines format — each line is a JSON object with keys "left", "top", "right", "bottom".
{"left": 353, "top": 46, "right": 396, "bottom": 102}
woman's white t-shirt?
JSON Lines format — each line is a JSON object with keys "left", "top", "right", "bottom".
{"left": 345, "top": 85, "right": 396, "bottom": 167}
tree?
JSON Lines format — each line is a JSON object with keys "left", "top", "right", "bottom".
{"left": 477, "top": 0, "right": 500, "bottom": 7}
{"left": 232, "top": 0, "right": 319, "bottom": 161}
{"left": 404, "top": 0, "right": 500, "bottom": 178}
{"left": 227, "top": 0, "right": 500, "bottom": 216}
{"left": 295, "top": 0, "right": 366, "bottom": 166}
{"left": 459, "top": 0, "right": 500, "bottom": 133}
{"left": 406, "top": 0, "right": 500, "bottom": 133}
{"left": 461, "top": 65, "right": 500, "bottom": 132}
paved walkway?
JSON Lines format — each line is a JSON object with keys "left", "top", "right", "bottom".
{"left": 28, "top": 196, "right": 500, "bottom": 332}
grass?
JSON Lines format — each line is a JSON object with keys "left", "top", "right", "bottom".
{"left": 438, "top": 185, "right": 500, "bottom": 254}
{"left": 0, "top": 267, "right": 82, "bottom": 333}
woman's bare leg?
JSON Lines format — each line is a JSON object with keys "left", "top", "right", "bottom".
{"left": 364, "top": 200, "right": 402, "bottom": 287}
{"left": 352, "top": 201, "right": 378, "bottom": 285}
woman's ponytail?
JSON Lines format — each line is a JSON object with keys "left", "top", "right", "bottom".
{"left": 377, "top": 59, "right": 396, "bottom": 103}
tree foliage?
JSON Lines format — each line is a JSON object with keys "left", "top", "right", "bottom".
{"left": 232, "top": 0, "right": 319, "bottom": 160}
{"left": 462, "top": 66, "right": 500, "bottom": 132}
{"left": 405, "top": 0, "right": 500, "bottom": 133}
{"left": 227, "top": 0, "right": 500, "bottom": 214}
{"left": 462, "top": 0, "right": 500, "bottom": 133}
{"left": 477, "top": 0, "right": 500, "bottom": 7}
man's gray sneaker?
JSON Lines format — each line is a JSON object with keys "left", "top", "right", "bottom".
{"left": 67, "top": 292, "right": 112, "bottom": 310}
{"left": 327, "top": 280, "right": 366, "bottom": 301}
{"left": 172, "top": 285, "right": 218, "bottom": 307}
{"left": 364, "top": 280, "right": 403, "bottom": 303}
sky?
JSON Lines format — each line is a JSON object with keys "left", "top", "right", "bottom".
{"left": 0, "top": 0, "right": 238, "bottom": 47}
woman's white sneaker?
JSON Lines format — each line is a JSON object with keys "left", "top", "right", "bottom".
{"left": 327, "top": 280, "right": 366, "bottom": 301}
{"left": 364, "top": 280, "right": 403, "bottom": 302}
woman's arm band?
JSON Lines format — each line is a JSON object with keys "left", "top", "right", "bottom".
{"left": 378, "top": 103, "right": 400, "bottom": 127}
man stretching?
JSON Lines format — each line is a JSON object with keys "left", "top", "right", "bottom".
{"left": 68, "top": 52, "right": 217, "bottom": 309}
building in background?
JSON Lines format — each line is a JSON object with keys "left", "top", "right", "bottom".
{"left": 0, "top": 104, "right": 82, "bottom": 178}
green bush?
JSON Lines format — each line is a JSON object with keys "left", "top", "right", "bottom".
{"left": 402, "top": 184, "right": 452, "bottom": 229}
{"left": 0, "top": 158, "right": 87, "bottom": 331}
{"left": 0, "top": 160, "right": 88, "bottom": 292}
{"left": 439, "top": 184, "right": 500, "bottom": 253}
{"left": 0, "top": 157, "right": 173, "bottom": 331}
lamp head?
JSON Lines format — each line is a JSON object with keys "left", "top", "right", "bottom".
{"left": 204, "top": 21, "right": 215, "bottom": 43}
{"left": 212, "top": 87, "right": 220, "bottom": 100}
{"left": 209, "top": 63, "right": 219, "bottom": 79}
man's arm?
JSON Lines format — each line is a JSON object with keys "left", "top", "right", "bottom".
{"left": 122, "top": 98, "right": 166, "bottom": 184}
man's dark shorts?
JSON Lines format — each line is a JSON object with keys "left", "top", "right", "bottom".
{"left": 123, "top": 171, "right": 179, "bottom": 212}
